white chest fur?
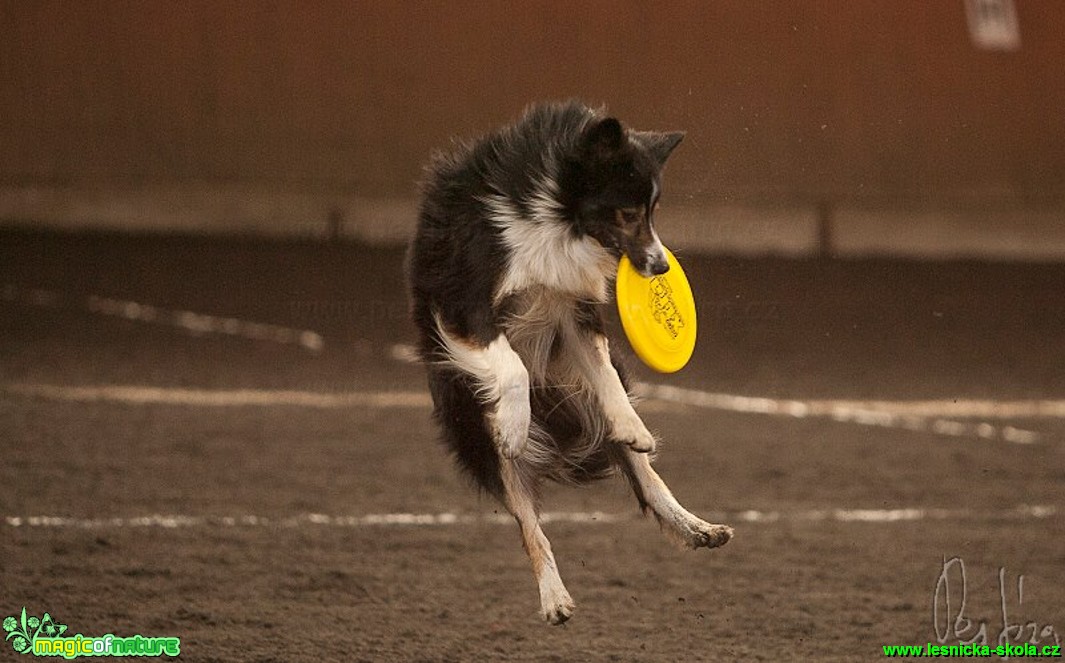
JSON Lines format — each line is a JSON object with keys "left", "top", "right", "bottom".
{"left": 484, "top": 194, "right": 616, "bottom": 304}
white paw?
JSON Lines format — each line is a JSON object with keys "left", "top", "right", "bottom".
{"left": 669, "top": 515, "right": 733, "bottom": 550}
{"left": 540, "top": 587, "right": 575, "bottom": 625}
{"left": 491, "top": 398, "right": 530, "bottom": 459}
{"left": 609, "top": 411, "right": 657, "bottom": 453}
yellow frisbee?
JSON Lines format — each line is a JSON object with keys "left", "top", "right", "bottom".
{"left": 616, "top": 248, "right": 697, "bottom": 373}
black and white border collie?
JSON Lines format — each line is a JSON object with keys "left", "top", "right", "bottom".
{"left": 408, "top": 101, "right": 732, "bottom": 624}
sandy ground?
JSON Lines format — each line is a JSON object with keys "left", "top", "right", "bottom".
{"left": 1, "top": 229, "right": 1063, "bottom": 661}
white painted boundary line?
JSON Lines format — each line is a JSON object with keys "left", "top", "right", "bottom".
{"left": 3, "top": 505, "right": 1056, "bottom": 530}
{"left": 636, "top": 383, "right": 1047, "bottom": 445}
{"left": 638, "top": 384, "right": 1065, "bottom": 420}
{"left": 2, "top": 284, "right": 324, "bottom": 352}
{"left": 391, "top": 343, "right": 1053, "bottom": 443}
{"left": 3, "top": 381, "right": 1049, "bottom": 444}
{"left": 4, "top": 383, "right": 431, "bottom": 409}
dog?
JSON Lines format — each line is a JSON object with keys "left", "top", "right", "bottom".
{"left": 407, "top": 100, "right": 732, "bottom": 624}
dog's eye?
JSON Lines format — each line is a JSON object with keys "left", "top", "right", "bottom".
{"left": 617, "top": 208, "right": 642, "bottom": 225}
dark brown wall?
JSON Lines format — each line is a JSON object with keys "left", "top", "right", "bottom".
{"left": 2, "top": 1, "right": 1062, "bottom": 204}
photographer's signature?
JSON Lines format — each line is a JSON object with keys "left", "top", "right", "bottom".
{"left": 933, "top": 556, "right": 1060, "bottom": 649}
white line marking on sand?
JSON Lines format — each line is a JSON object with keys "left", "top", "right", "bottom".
{"left": 390, "top": 343, "right": 1056, "bottom": 444}
{"left": 637, "top": 384, "right": 1065, "bottom": 421}
{"left": 4, "top": 383, "right": 431, "bottom": 409}
{"left": 3, "top": 505, "right": 1056, "bottom": 530}
{"left": 635, "top": 384, "right": 1049, "bottom": 444}
{"left": 4, "top": 284, "right": 324, "bottom": 352}
{"left": 3, "top": 381, "right": 1049, "bottom": 444}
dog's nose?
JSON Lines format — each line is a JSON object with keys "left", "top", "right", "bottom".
{"left": 649, "top": 257, "right": 670, "bottom": 276}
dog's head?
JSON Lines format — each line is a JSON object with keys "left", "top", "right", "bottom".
{"left": 564, "top": 117, "right": 684, "bottom": 277}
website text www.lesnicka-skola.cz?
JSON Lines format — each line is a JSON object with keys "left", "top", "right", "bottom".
{"left": 882, "top": 642, "right": 1061, "bottom": 658}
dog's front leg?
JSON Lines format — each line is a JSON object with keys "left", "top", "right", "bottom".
{"left": 483, "top": 335, "right": 532, "bottom": 458}
{"left": 620, "top": 447, "right": 733, "bottom": 550}
{"left": 580, "top": 334, "right": 656, "bottom": 453}
{"left": 438, "top": 326, "right": 531, "bottom": 458}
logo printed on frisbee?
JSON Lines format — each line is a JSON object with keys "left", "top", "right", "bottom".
{"left": 616, "top": 248, "right": 697, "bottom": 373}
{"left": 648, "top": 277, "right": 686, "bottom": 339}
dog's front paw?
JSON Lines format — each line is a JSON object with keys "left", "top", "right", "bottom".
{"left": 675, "top": 517, "right": 733, "bottom": 550}
{"left": 490, "top": 399, "right": 530, "bottom": 459}
{"left": 609, "top": 413, "right": 657, "bottom": 454}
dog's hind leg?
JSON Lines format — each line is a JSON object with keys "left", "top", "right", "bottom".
{"left": 617, "top": 448, "right": 733, "bottom": 550}
{"left": 434, "top": 322, "right": 573, "bottom": 622}
{"left": 500, "top": 459, "right": 575, "bottom": 625}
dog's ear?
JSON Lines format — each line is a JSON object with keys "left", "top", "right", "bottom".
{"left": 633, "top": 131, "right": 685, "bottom": 166}
{"left": 583, "top": 117, "right": 626, "bottom": 160}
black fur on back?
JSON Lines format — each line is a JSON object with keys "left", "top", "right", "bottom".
{"left": 408, "top": 101, "right": 598, "bottom": 345}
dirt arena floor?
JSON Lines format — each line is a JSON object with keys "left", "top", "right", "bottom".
{"left": 1, "top": 228, "right": 1063, "bottom": 661}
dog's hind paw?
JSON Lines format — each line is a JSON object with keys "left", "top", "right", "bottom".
{"left": 539, "top": 578, "right": 575, "bottom": 625}
{"left": 541, "top": 595, "right": 575, "bottom": 626}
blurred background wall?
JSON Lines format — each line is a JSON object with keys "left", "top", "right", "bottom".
{"left": 2, "top": 0, "right": 1063, "bottom": 257}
